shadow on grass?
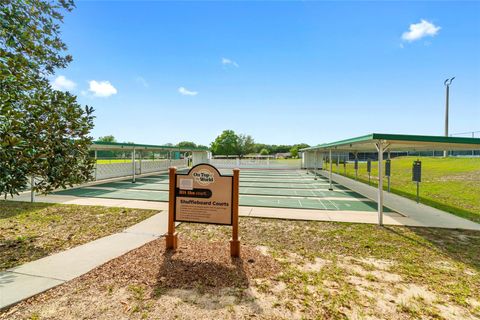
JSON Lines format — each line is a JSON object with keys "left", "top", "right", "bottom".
{"left": 384, "top": 225, "right": 480, "bottom": 272}
{"left": 0, "top": 201, "right": 54, "bottom": 220}
{"left": 0, "top": 236, "right": 49, "bottom": 272}
{"left": 152, "top": 250, "right": 263, "bottom": 311}
{"left": 389, "top": 187, "right": 480, "bottom": 224}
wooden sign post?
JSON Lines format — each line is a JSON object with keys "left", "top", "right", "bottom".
{"left": 166, "top": 164, "right": 240, "bottom": 257}
{"left": 230, "top": 169, "right": 240, "bottom": 257}
{"left": 166, "top": 167, "right": 178, "bottom": 250}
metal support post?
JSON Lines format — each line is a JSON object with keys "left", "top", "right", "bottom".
{"left": 329, "top": 149, "right": 333, "bottom": 191}
{"left": 337, "top": 154, "right": 340, "bottom": 174}
{"left": 376, "top": 141, "right": 384, "bottom": 226}
{"left": 139, "top": 151, "right": 142, "bottom": 175}
{"left": 94, "top": 150, "right": 98, "bottom": 181}
{"left": 132, "top": 148, "right": 136, "bottom": 183}
{"left": 444, "top": 77, "right": 454, "bottom": 157}
{"left": 416, "top": 181, "right": 420, "bottom": 203}
{"left": 354, "top": 152, "right": 358, "bottom": 180}
{"left": 387, "top": 151, "right": 391, "bottom": 192}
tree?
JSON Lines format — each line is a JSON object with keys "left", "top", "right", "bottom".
{"left": 259, "top": 148, "right": 270, "bottom": 156}
{"left": 210, "top": 130, "right": 238, "bottom": 156}
{"left": 236, "top": 134, "right": 255, "bottom": 157}
{"left": 291, "top": 143, "right": 310, "bottom": 158}
{"left": 290, "top": 146, "right": 299, "bottom": 158}
{"left": 294, "top": 143, "right": 310, "bottom": 150}
{"left": 177, "top": 141, "right": 197, "bottom": 149}
{"left": 1, "top": 0, "right": 95, "bottom": 198}
{"left": 96, "top": 135, "right": 117, "bottom": 159}
{"left": 98, "top": 135, "right": 116, "bottom": 143}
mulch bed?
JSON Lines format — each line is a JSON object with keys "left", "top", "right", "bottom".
{"left": 91, "top": 236, "right": 280, "bottom": 292}
{"left": 1, "top": 235, "right": 280, "bottom": 318}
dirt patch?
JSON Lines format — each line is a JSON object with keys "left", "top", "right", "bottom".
{"left": 2, "top": 236, "right": 282, "bottom": 320}
{"left": 396, "top": 284, "right": 436, "bottom": 304}
{"left": 436, "top": 170, "right": 480, "bottom": 183}
{"left": 299, "top": 257, "right": 328, "bottom": 272}
{"left": 355, "top": 257, "right": 395, "bottom": 271}
{"left": 2, "top": 218, "right": 480, "bottom": 319}
{"left": 256, "top": 245, "right": 270, "bottom": 256}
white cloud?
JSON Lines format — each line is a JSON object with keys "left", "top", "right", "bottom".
{"left": 135, "top": 76, "right": 149, "bottom": 88}
{"left": 51, "top": 75, "right": 76, "bottom": 91}
{"left": 178, "top": 87, "right": 198, "bottom": 96}
{"left": 221, "top": 57, "right": 239, "bottom": 67}
{"left": 402, "top": 19, "right": 441, "bottom": 42}
{"left": 88, "top": 80, "right": 118, "bottom": 97}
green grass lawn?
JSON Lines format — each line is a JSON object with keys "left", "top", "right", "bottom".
{"left": 330, "top": 156, "right": 480, "bottom": 223}
{"left": 5, "top": 218, "right": 479, "bottom": 319}
{"left": 0, "top": 201, "right": 157, "bottom": 271}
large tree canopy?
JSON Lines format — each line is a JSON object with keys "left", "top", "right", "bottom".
{"left": 236, "top": 134, "right": 255, "bottom": 158}
{"left": 0, "top": 0, "right": 95, "bottom": 198}
{"left": 177, "top": 141, "right": 197, "bottom": 149}
{"left": 210, "top": 130, "right": 238, "bottom": 156}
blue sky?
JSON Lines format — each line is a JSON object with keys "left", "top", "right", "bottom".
{"left": 52, "top": 1, "right": 480, "bottom": 146}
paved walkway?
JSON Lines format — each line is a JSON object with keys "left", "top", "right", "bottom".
{"left": 0, "top": 212, "right": 171, "bottom": 310}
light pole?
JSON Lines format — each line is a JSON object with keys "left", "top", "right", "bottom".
{"left": 444, "top": 77, "right": 455, "bottom": 157}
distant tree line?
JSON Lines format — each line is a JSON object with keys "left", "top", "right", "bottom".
{"left": 93, "top": 132, "right": 309, "bottom": 159}
{"left": 94, "top": 136, "right": 207, "bottom": 159}
{"left": 210, "top": 130, "right": 309, "bottom": 158}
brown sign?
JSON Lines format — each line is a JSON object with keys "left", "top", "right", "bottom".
{"left": 166, "top": 164, "right": 240, "bottom": 257}
{"left": 174, "top": 164, "right": 233, "bottom": 225}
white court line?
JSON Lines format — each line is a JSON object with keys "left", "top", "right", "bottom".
{"left": 327, "top": 199, "right": 340, "bottom": 210}
{"left": 79, "top": 186, "right": 167, "bottom": 194}
{"left": 319, "top": 199, "right": 328, "bottom": 210}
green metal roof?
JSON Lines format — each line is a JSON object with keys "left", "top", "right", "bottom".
{"left": 300, "top": 133, "right": 480, "bottom": 152}
{"left": 91, "top": 141, "right": 209, "bottom": 152}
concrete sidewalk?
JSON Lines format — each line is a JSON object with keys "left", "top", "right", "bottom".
{"left": 0, "top": 212, "right": 169, "bottom": 310}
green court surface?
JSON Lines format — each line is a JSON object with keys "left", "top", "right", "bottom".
{"left": 53, "top": 169, "right": 393, "bottom": 213}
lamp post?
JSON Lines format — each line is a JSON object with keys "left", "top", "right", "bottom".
{"left": 444, "top": 77, "right": 455, "bottom": 157}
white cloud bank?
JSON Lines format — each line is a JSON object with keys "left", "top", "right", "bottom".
{"left": 402, "top": 19, "right": 440, "bottom": 42}
{"left": 88, "top": 80, "right": 118, "bottom": 97}
{"left": 51, "top": 75, "right": 76, "bottom": 91}
{"left": 178, "top": 87, "right": 198, "bottom": 96}
{"left": 221, "top": 57, "right": 239, "bottom": 67}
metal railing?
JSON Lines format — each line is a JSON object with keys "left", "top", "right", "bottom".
{"left": 209, "top": 158, "right": 301, "bottom": 169}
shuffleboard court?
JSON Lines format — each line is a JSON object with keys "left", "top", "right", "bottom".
{"left": 53, "top": 169, "right": 396, "bottom": 214}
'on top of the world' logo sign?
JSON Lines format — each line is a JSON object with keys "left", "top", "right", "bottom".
{"left": 193, "top": 169, "right": 215, "bottom": 186}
